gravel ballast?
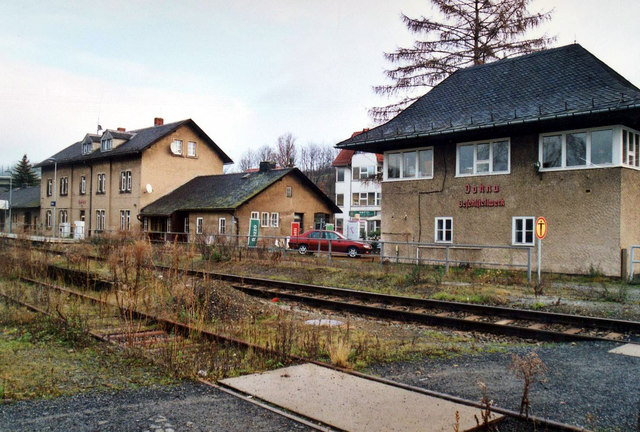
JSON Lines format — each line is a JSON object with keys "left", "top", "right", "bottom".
{"left": 367, "top": 340, "right": 640, "bottom": 430}
{"left": 0, "top": 381, "right": 313, "bottom": 432}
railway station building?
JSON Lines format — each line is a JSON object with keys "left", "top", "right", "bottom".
{"left": 36, "top": 118, "right": 232, "bottom": 236}
{"left": 336, "top": 44, "right": 640, "bottom": 277}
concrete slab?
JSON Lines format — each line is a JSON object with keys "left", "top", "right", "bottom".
{"left": 221, "top": 363, "right": 501, "bottom": 432}
{"left": 609, "top": 343, "right": 640, "bottom": 358}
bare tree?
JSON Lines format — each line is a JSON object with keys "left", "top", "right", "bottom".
{"left": 298, "top": 143, "right": 338, "bottom": 197}
{"left": 275, "top": 133, "right": 297, "bottom": 168}
{"left": 371, "top": 0, "right": 554, "bottom": 122}
{"left": 238, "top": 149, "right": 257, "bottom": 172}
{"left": 256, "top": 145, "right": 276, "bottom": 163}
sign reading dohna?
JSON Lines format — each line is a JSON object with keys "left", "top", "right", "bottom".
{"left": 248, "top": 218, "right": 259, "bottom": 248}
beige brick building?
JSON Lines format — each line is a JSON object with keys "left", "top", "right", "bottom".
{"left": 337, "top": 44, "right": 640, "bottom": 276}
{"left": 140, "top": 162, "right": 340, "bottom": 241}
{"left": 37, "top": 118, "right": 232, "bottom": 236}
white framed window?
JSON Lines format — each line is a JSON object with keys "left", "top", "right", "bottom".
{"left": 83, "top": 142, "right": 92, "bottom": 154}
{"left": 386, "top": 147, "right": 433, "bottom": 180}
{"left": 101, "top": 138, "right": 112, "bottom": 152}
{"left": 120, "top": 210, "right": 130, "bottom": 230}
{"left": 539, "top": 127, "right": 614, "bottom": 170}
{"left": 353, "top": 166, "right": 378, "bottom": 180}
{"left": 80, "top": 176, "right": 86, "bottom": 195}
{"left": 286, "top": 186, "right": 292, "bottom": 198}
{"left": 434, "top": 217, "right": 452, "bottom": 243}
{"left": 46, "top": 179, "right": 52, "bottom": 197}
{"left": 261, "top": 212, "right": 269, "bottom": 227}
{"left": 59, "top": 177, "right": 68, "bottom": 196}
{"left": 218, "top": 217, "right": 226, "bottom": 234}
{"left": 172, "top": 139, "right": 183, "bottom": 155}
{"left": 97, "top": 173, "right": 106, "bottom": 194}
{"left": 196, "top": 217, "right": 203, "bottom": 234}
{"left": 512, "top": 217, "right": 535, "bottom": 246}
{"left": 336, "top": 193, "right": 344, "bottom": 207}
{"left": 120, "top": 171, "right": 132, "bottom": 192}
{"left": 187, "top": 141, "right": 196, "bottom": 157}
{"left": 46, "top": 210, "right": 52, "bottom": 228}
{"left": 143, "top": 218, "right": 148, "bottom": 232}
{"left": 59, "top": 210, "right": 68, "bottom": 224}
{"left": 352, "top": 192, "right": 376, "bottom": 207}
{"left": 336, "top": 169, "right": 345, "bottom": 182}
{"left": 375, "top": 192, "right": 381, "bottom": 206}
{"left": 271, "top": 212, "right": 279, "bottom": 227}
{"left": 184, "top": 217, "right": 189, "bottom": 233}
{"left": 96, "top": 209, "right": 105, "bottom": 231}
{"left": 251, "top": 211, "right": 259, "bottom": 220}
{"left": 622, "top": 127, "right": 640, "bottom": 168}
{"left": 456, "top": 139, "right": 510, "bottom": 176}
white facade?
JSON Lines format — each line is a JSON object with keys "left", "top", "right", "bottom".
{"left": 334, "top": 152, "right": 382, "bottom": 239}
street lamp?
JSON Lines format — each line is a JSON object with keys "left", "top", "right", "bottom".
{"left": 46, "top": 158, "right": 57, "bottom": 238}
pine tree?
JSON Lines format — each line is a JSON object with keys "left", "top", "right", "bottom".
{"left": 371, "top": 0, "right": 554, "bottom": 122}
{"left": 12, "top": 154, "right": 39, "bottom": 188}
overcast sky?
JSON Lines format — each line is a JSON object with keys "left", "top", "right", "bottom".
{"left": 1, "top": 0, "right": 639, "bottom": 170}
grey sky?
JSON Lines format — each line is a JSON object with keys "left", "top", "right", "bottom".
{"left": 1, "top": 0, "right": 638, "bottom": 169}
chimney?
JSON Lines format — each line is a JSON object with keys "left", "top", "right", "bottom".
{"left": 154, "top": 117, "right": 164, "bottom": 126}
{"left": 259, "top": 161, "right": 276, "bottom": 172}
{"left": 117, "top": 127, "right": 126, "bottom": 132}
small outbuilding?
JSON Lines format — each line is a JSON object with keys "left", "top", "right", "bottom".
{"left": 139, "top": 162, "right": 341, "bottom": 241}
{"left": 0, "top": 186, "right": 40, "bottom": 233}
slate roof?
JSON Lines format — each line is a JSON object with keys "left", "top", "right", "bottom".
{"left": 337, "top": 44, "right": 640, "bottom": 151}
{"left": 140, "top": 168, "right": 341, "bottom": 216}
{"left": 0, "top": 186, "right": 40, "bottom": 209}
{"left": 37, "top": 119, "right": 233, "bottom": 167}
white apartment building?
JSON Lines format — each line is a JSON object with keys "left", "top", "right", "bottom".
{"left": 332, "top": 149, "right": 382, "bottom": 239}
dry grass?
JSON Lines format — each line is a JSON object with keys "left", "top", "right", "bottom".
{"left": 0, "top": 235, "right": 506, "bottom": 383}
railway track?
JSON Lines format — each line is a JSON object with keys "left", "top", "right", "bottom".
{"left": 161, "top": 267, "right": 639, "bottom": 345}
{"left": 0, "top": 274, "right": 590, "bottom": 432}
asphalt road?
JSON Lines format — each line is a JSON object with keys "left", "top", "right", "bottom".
{"left": 0, "top": 382, "right": 314, "bottom": 432}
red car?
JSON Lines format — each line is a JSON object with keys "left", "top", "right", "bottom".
{"left": 288, "top": 230, "right": 373, "bottom": 257}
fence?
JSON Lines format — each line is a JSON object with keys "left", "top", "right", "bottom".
{"left": 136, "top": 230, "right": 534, "bottom": 282}
{"left": 629, "top": 245, "right": 640, "bottom": 282}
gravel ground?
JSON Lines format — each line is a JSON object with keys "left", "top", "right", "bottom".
{"left": 0, "top": 381, "right": 314, "bottom": 432}
{"left": 367, "top": 341, "right": 640, "bottom": 431}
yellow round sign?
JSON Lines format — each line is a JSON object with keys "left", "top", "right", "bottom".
{"left": 535, "top": 217, "right": 547, "bottom": 240}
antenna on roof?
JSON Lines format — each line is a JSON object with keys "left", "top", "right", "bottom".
{"left": 97, "top": 113, "right": 102, "bottom": 135}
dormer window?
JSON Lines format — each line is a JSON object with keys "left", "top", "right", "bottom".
{"left": 101, "top": 138, "right": 112, "bottom": 152}
{"left": 83, "top": 142, "right": 92, "bottom": 154}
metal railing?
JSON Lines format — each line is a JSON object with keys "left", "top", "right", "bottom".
{"left": 629, "top": 245, "right": 640, "bottom": 282}
{"left": 31, "top": 228, "right": 535, "bottom": 281}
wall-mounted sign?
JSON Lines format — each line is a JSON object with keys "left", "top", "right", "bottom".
{"left": 50, "top": 201, "right": 56, "bottom": 207}
{"left": 248, "top": 218, "right": 259, "bottom": 248}
{"left": 460, "top": 183, "right": 504, "bottom": 209}
{"left": 349, "top": 211, "right": 376, "bottom": 218}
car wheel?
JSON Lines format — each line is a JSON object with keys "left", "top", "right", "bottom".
{"left": 347, "top": 246, "right": 358, "bottom": 258}
{"left": 298, "top": 244, "right": 308, "bottom": 255}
